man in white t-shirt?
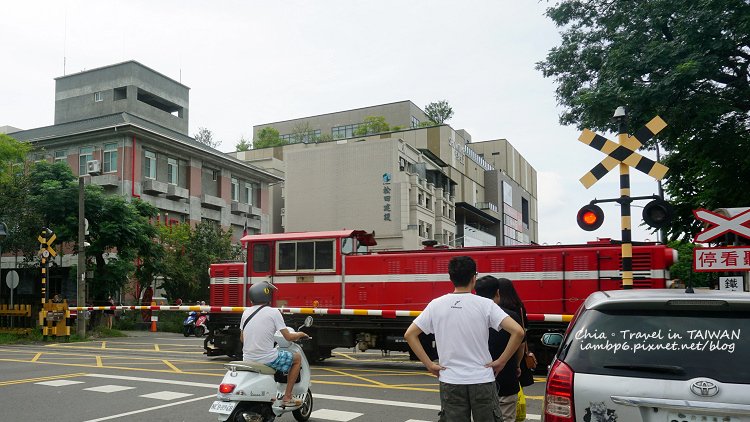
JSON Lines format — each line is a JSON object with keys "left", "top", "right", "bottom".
{"left": 404, "top": 256, "right": 524, "bottom": 422}
{"left": 240, "top": 281, "right": 308, "bottom": 407}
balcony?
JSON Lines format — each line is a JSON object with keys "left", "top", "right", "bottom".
{"left": 166, "top": 184, "right": 189, "bottom": 200}
{"left": 201, "top": 193, "right": 225, "bottom": 210}
{"left": 142, "top": 179, "right": 168, "bottom": 195}
{"left": 231, "top": 201, "right": 250, "bottom": 215}
{"left": 91, "top": 174, "right": 119, "bottom": 187}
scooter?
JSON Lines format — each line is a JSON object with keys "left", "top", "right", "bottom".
{"left": 183, "top": 311, "right": 198, "bottom": 337}
{"left": 209, "top": 316, "right": 314, "bottom": 422}
{"left": 194, "top": 312, "right": 209, "bottom": 337}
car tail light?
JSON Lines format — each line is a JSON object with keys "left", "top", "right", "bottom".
{"left": 544, "top": 360, "right": 575, "bottom": 422}
{"left": 219, "top": 383, "right": 236, "bottom": 394}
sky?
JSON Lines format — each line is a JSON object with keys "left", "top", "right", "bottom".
{"left": 1, "top": 0, "right": 668, "bottom": 245}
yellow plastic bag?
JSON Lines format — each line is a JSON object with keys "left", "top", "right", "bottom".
{"left": 516, "top": 386, "right": 527, "bottom": 421}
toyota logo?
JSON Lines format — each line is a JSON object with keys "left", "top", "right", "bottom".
{"left": 690, "top": 380, "right": 719, "bottom": 397}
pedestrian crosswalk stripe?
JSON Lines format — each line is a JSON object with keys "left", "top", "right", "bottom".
{"left": 139, "top": 391, "right": 193, "bottom": 400}
{"left": 310, "top": 409, "right": 364, "bottom": 421}
{"left": 35, "top": 379, "right": 85, "bottom": 387}
{"left": 83, "top": 384, "right": 135, "bottom": 393}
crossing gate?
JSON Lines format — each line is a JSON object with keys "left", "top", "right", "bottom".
{"left": 0, "top": 304, "right": 34, "bottom": 334}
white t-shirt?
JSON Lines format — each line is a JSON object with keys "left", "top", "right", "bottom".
{"left": 240, "top": 305, "right": 287, "bottom": 363}
{"left": 413, "top": 293, "right": 508, "bottom": 384}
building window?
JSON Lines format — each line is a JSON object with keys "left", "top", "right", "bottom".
{"left": 245, "top": 185, "right": 252, "bottom": 205}
{"left": 280, "top": 130, "right": 321, "bottom": 144}
{"left": 79, "top": 146, "right": 93, "bottom": 175}
{"left": 331, "top": 124, "right": 362, "bottom": 139}
{"left": 94, "top": 92, "right": 103, "bottom": 102}
{"left": 418, "top": 221, "right": 425, "bottom": 238}
{"left": 167, "top": 157, "right": 178, "bottom": 185}
{"left": 54, "top": 150, "right": 67, "bottom": 163}
{"left": 411, "top": 115, "right": 420, "bottom": 128}
{"left": 144, "top": 150, "right": 156, "bottom": 179}
{"left": 522, "top": 197, "right": 530, "bottom": 228}
{"left": 418, "top": 192, "right": 424, "bottom": 207}
{"left": 212, "top": 170, "right": 220, "bottom": 181}
{"left": 103, "top": 143, "right": 118, "bottom": 173}
{"left": 426, "top": 194, "right": 432, "bottom": 210}
{"left": 231, "top": 177, "right": 239, "bottom": 201}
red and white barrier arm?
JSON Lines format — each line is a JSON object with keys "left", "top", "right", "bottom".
{"left": 69, "top": 305, "right": 573, "bottom": 322}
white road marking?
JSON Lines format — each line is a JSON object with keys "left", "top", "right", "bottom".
{"left": 83, "top": 385, "right": 136, "bottom": 393}
{"left": 314, "top": 393, "right": 440, "bottom": 410}
{"left": 404, "top": 420, "right": 432, "bottom": 422}
{"left": 82, "top": 394, "right": 215, "bottom": 422}
{"left": 83, "top": 373, "right": 542, "bottom": 419}
{"left": 311, "top": 409, "right": 364, "bottom": 421}
{"left": 139, "top": 391, "right": 193, "bottom": 400}
{"left": 35, "top": 380, "right": 85, "bottom": 387}
{"left": 86, "top": 373, "right": 217, "bottom": 388}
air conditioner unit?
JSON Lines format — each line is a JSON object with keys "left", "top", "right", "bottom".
{"left": 87, "top": 160, "right": 101, "bottom": 175}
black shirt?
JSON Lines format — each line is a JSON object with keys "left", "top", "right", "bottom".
{"left": 488, "top": 306, "right": 522, "bottom": 396}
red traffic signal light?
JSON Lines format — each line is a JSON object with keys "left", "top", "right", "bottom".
{"left": 577, "top": 204, "right": 604, "bottom": 231}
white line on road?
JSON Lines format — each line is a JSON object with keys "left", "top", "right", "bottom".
{"left": 82, "top": 394, "right": 216, "bottom": 422}
{"left": 83, "top": 373, "right": 542, "bottom": 419}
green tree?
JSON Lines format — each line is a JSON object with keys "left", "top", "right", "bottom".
{"left": 537, "top": 0, "right": 750, "bottom": 241}
{"left": 353, "top": 116, "right": 390, "bottom": 136}
{"left": 157, "top": 221, "right": 238, "bottom": 301}
{"left": 424, "top": 100, "right": 454, "bottom": 124}
{"left": 667, "top": 241, "right": 713, "bottom": 288}
{"left": 253, "top": 127, "right": 285, "bottom": 149}
{"left": 236, "top": 136, "right": 251, "bottom": 152}
{"left": 194, "top": 127, "right": 221, "bottom": 149}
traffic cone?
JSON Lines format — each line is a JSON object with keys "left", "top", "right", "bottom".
{"left": 149, "top": 301, "right": 157, "bottom": 332}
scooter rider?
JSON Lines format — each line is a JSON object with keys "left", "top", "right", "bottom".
{"left": 240, "top": 281, "right": 309, "bottom": 408}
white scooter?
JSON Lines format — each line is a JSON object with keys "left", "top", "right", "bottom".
{"left": 209, "top": 316, "right": 314, "bottom": 422}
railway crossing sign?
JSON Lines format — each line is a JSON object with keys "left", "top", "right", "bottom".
{"left": 38, "top": 229, "right": 57, "bottom": 257}
{"left": 694, "top": 208, "right": 750, "bottom": 243}
{"left": 578, "top": 116, "right": 670, "bottom": 189}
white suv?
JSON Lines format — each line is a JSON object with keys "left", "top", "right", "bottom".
{"left": 541, "top": 289, "right": 750, "bottom": 422}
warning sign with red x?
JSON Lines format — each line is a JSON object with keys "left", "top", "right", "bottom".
{"left": 693, "top": 208, "right": 750, "bottom": 243}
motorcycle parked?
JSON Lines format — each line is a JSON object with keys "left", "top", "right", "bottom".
{"left": 194, "top": 312, "right": 209, "bottom": 337}
{"left": 183, "top": 311, "right": 198, "bottom": 337}
{"left": 209, "top": 316, "right": 314, "bottom": 422}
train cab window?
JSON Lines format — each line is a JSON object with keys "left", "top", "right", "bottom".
{"left": 316, "top": 241, "right": 334, "bottom": 269}
{"left": 297, "top": 242, "right": 315, "bottom": 270}
{"left": 279, "top": 243, "right": 296, "bottom": 270}
{"left": 341, "top": 237, "right": 369, "bottom": 255}
{"left": 277, "top": 240, "right": 335, "bottom": 271}
{"left": 252, "top": 244, "right": 270, "bottom": 273}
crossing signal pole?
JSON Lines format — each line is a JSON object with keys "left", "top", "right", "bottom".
{"left": 576, "top": 107, "right": 671, "bottom": 289}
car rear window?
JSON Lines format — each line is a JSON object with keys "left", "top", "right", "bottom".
{"left": 560, "top": 309, "right": 749, "bottom": 383}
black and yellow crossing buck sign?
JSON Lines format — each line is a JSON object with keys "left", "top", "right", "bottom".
{"left": 575, "top": 109, "right": 672, "bottom": 289}
{"left": 578, "top": 116, "right": 669, "bottom": 188}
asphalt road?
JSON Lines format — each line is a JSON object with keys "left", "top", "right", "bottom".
{"left": 0, "top": 331, "right": 547, "bottom": 421}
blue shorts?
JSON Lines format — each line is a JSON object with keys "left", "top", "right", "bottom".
{"left": 267, "top": 350, "right": 294, "bottom": 373}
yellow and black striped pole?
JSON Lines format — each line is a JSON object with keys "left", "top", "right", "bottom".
{"left": 616, "top": 112, "right": 634, "bottom": 290}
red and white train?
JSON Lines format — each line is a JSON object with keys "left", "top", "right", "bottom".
{"left": 205, "top": 230, "right": 677, "bottom": 364}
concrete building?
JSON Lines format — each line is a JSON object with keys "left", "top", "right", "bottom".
{"left": 9, "top": 60, "right": 281, "bottom": 239}
{"left": 236, "top": 101, "right": 538, "bottom": 250}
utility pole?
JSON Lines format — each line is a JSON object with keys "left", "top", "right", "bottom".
{"left": 77, "top": 175, "right": 86, "bottom": 338}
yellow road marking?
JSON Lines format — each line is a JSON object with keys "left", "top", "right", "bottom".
{"left": 333, "top": 352, "right": 358, "bottom": 361}
{"left": 101, "top": 341, "right": 106, "bottom": 349}
{"left": 162, "top": 360, "right": 183, "bottom": 373}
{"left": 44, "top": 344, "right": 202, "bottom": 354}
{"left": 319, "top": 367, "right": 387, "bottom": 386}
{"left": 312, "top": 379, "right": 437, "bottom": 392}
{"left": 30, "top": 353, "right": 42, "bottom": 362}
{"left": 154, "top": 344, "right": 160, "bottom": 352}
{"left": 0, "top": 372, "right": 87, "bottom": 387}
{"left": 96, "top": 356, "right": 103, "bottom": 367}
